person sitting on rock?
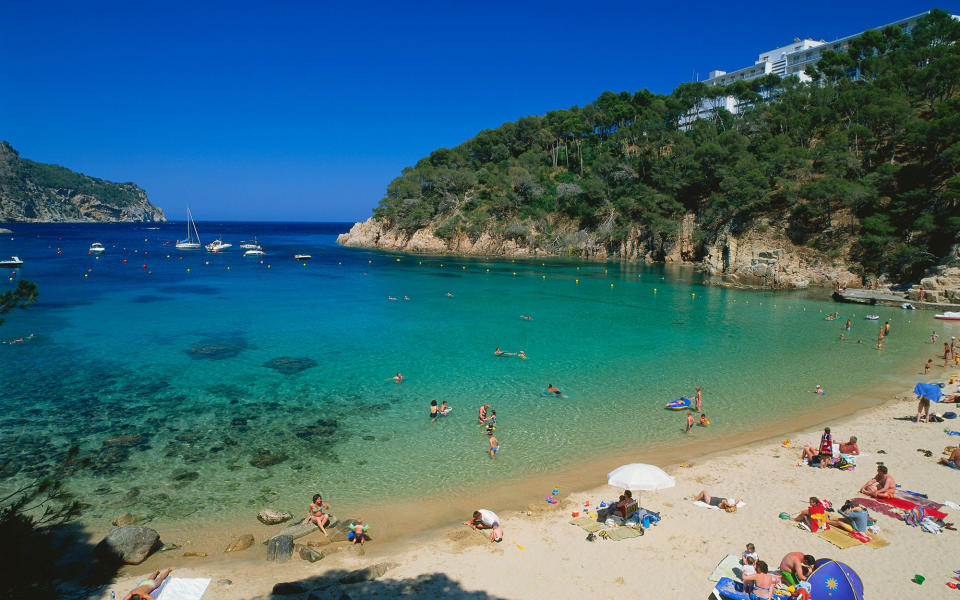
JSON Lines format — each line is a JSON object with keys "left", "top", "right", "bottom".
{"left": 124, "top": 568, "right": 172, "bottom": 600}
{"left": 303, "top": 493, "right": 330, "bottom": 536}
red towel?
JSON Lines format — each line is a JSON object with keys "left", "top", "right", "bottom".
{"left": 877, "top": 497, "right": 948, "bottom": 520}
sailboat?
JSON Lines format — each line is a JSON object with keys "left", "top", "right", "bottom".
{"left": 239, "top": 237, "right": 260, "bottom": 250}
{"left": 176, "top": 207, "right": 202, "bottom": 249}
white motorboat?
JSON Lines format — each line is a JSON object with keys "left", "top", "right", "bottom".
{"left": 176, "top": 207, "right": 202, "bottom": 249}
{"left": 205, "top": 238, "right": 232, "bottom": 253}
{"left": 0, "top": 256, "right": 23, "bottom": 268}
{"left": 294, "top": 254, "right": 312, "bottom": 261}
{"left": 239, "top": 237, "right": 260, "bottom": 250}
{"left": 865, "top": 314, "right": 879, "bottom": 320}
{"left": 89, "top": 242, "right": 105, "bottom": 254}
{"left": 935, "top": 312, "right": 960, "bottom": 321}
{"left": 243, "top": 247, "right": 266, "bottom": 257}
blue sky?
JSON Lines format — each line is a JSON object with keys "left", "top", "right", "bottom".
{"left": 0, "top": 1, "right": 946, "bottom": 221}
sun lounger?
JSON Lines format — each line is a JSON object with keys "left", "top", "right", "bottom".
{"left": 708, "top": 554, "right": 743, "bottom": 582}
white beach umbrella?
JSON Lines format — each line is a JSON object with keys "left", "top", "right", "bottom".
{"left": 607, "top": 463, "right": 675, "bottom": 507}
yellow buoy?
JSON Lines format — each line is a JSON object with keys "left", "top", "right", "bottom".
{"left": 83, "top": 274, "right": 88, "bottom": 278}
{"left": 691, "top": 293, "right": 695, "bottom": 297}
{"left": 227, "top": 266, "right": 230, "bottom": 270}
{"left": 368, "top": 260, "right": 372, "bottom": 263}
{"left": 610, "top": 283, "right": 614, "bottom": 287}
{"left": 486, "top": 268, "right": 490, "bottom": 272}
{"left": 396, "top": 258, "right": 400, "bottom": 262}
{"left": 462, "top": 266, "right": 466, "bottom": 270}
{"left": 338, "top": 261, "right": 341, "bottom": 265}
{"left": 186, "top": 268, "right": 190, "bottom": 272}
{"left": 654, "top": 288, "right": 657, "bottom": 292}
{"left": 268, "top": 265, "right": 271, "bottom": 268}
{"left": 576, "top": 266, "right": 579, "bottom": 270}
{"left": 513, "top": 272, "right": 517, "bottom": 276}
{"left": 418, "top": 261, "right": 422, "bottom": 264}
{"left": 575, "top": 279, "right": 579, "bottom": 283}
{"left": 541, "top": 275, "right": 546, "bottom": 279}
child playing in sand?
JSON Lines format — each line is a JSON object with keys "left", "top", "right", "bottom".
{"left": 489, "top": 524, "right": 503, "bottom": 543}
{"left": 303, "top": 493, "right": 330, "bottom": 536}
{"left": 742, "top": 542, "right": 758, "bottom": 564}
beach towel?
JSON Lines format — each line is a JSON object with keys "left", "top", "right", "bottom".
{"left": 854, "top": 498, "right": 903, "bottom": 521}
{"left": 815, "top": 527, "right": 862, "bottom": 549}
{"left": 877, "top": 496, "right": 948, "bottom": 520}
{"left": 604, "top": 526, "right": 643, "bottom": 541}
{"left": 708, "top": 554, "right": 743, "bottom": 582}
{"left": 156, "top": 578, "right": 210, "bottom": 600}
{"left": 894, "top": 490, "right": 947, "bottom": 512}
{"left": 693, "top": 500, "right": 746, "bottom": 511}
{"left": 712, "top": 577, "right": 750, "bottom": 600}
{"left": 568, "top": 516, "right": 605, "bottom": 533}
{"left": 915, "top": 382, "right": 943, "bottom": 402}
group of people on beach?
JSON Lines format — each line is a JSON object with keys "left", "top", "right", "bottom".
{"left": 733, "top": 542, "right": 818, "bottom": 598}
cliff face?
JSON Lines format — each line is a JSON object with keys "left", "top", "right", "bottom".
{"left": 0, "top": 142, "right": 165, "bottom": 223}
{"left": 337, "top": 216, "right": 861, "bottom": 289}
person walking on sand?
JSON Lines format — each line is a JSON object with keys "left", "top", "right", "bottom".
{"left": 694, "top": 385, "right": 702, "bottom": 411}
{"left": 488, "top": 431, "right": 499, "bottom": 459}
{"left": 686, "top": 412, "right": 694, "bottom": 433}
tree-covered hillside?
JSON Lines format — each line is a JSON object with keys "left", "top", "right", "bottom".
{"left": 371, "top": 9, "right": 960, "bottom": 282}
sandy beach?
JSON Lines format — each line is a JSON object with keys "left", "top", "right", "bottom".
{"left": 88, "top": 368, "right": 960, "bottom": 599}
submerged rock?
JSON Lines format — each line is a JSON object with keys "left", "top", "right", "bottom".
{"left": 262, "top": 356, "right": 318, "bottom": 375}
{"left": 95, "top": 525, "right": 161, "bottom": 565}
{"left": 257, "top": 508, "right": 293, "bottom": 525}
{"left": 102, "top": 435, "right": 146, "bottom": 448}
{"left": 250, "top": 454, "right": 288, "bottom": 468}
{"left": 225, "top": 534, "right": 255, "bottom": 553}
{"left": 112, "top": 512, "right": 140, "bottom": 526}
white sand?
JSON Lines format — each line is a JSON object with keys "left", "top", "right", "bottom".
{"left": 93, "top": 389, "right": 960, "bottom": 599}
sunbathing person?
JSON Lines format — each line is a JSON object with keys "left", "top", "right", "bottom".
{"left": 791, "top": 496, "right": 826, "bottom": 530}
{"left": 741, "top": 560, "right": 777, "bottom": 600}
{"left": 860, "top": 464, "right": 895, "bottom": 498}
{"left": 838, "top": 436, "right": 859, "bottom": 455}
{"left": 940, "top": 446, "right": 960, "bottom": 470}
{"left": 827, "top": 499, "right": 870, "bottom": 532}
{"left": 779, "top": 552, "right": 816, "bottom": 586}
{"left": 124, "top": 568, "right": 172, "bottom": 600}
{"left": 693, "top": 489, "right": 740, "bottom": 510}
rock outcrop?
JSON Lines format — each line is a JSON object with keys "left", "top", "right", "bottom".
{"left": 95, "top": 525, "right": 160, "bottom": 564}
{"left": 0, "top": 141, "right": 165, "bottom": 223}
{"left": 908, "top": 243, "right": 960, "bottom": 304}
{"left": 257, "top": 508, "right": 292, "bottom": 525}
{"left": 337, "top": 215, "right": 861, "bottom": 290}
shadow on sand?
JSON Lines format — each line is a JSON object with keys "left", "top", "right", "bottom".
{"left": 255, "top": 568, "right": 509, "bottom": 600}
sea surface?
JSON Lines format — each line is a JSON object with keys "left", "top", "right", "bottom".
{"left": 0, "top": 222, "right": 949, "bottom": 526}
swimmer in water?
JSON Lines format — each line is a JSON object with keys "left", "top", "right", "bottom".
{"left": 699, "top": 413, "right": 710, "bottom": 426}
{"left": 812, "top": 384, "right": 824, "bottom": 395}
{"left": 387, "top": 296, "right": 398, "bottom": 301}
{"left": 387, "top": 372, "right": 403, "bottom": 383}
{"left": 495, "top": 348, "right": 515, "bottom": 356}
{"left": 488, "top": 431, "right": 499, "bottom": 459}
{"left": 518, "top": 350, "right": 527, "bottom": 360}
{"left": 403, "top": 295, "right": 410, "bottom": 300}
{"left": 520, "top": 315, "right": 532, "bottom": 320}
{"left": 546, "top": 384, "right": 566, "bottom": 398}
{"left": 446, "top": 292, "right": 454, "bottom": 297}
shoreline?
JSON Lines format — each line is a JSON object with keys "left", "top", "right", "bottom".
{"left": 85, "top": 335, "right": 950, "bottom": 598}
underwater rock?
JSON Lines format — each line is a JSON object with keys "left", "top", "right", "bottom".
{"left": 175, "top": 433, "right": 202, "bottom": 442}
{"left": 172, "top": 470, "right": 199, "bottom": 483}
{"left": 262, "top": 356, "right": 319, "bottom": 375}
{"left": 185, "top": 344, "right": 244, "bottom": 360}
{"left": 224, "top": 534, "right": 255, "bottom": 553}
{"left": 112, "top": 512, "right": 140, "bottom": 526}
{"left": 102, "top": 435, "right": 146, "bottom": 448}
{"left": 95, "top": 525, "right": 161, "bottom": 565}
{"left": 362, "top": 435, "right": 376, "bottom": 441}
{"left": 257, "top": 508, "right": 293, "bottom": 525}
{"left": 250, "top": 454, "right": 289, "bottom": 468}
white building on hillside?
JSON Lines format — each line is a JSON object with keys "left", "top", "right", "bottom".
{"left": 681, "top": 10, "right": 958, "bottom": 127}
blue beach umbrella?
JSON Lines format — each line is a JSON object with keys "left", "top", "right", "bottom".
{"left": 808, "top": 558, "right": 863, "bottom": 600}
{"left": 914, "top": 382, "right": 942, "bottom": 403}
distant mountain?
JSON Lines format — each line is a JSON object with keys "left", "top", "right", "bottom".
{"left": 0, "top": 142, "right": 165, "bottom": 223}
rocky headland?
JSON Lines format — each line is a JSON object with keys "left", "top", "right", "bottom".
{"left": 0, "top": 141, "right": 165, "bottom": 223}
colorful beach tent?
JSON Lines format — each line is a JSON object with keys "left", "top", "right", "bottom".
{"left": 808, "top": 558, "right": 863, "bottom": 600}
{"left": 914, "top": 382, "right": 943, "bottom": 403}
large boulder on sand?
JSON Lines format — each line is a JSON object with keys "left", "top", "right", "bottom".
{"left": 95, "top": 526, "right": 160, "bottom": 564}
{"left": 266, "top": 534, "right": 295, "bottom": 562}
{"left": 258, "top": 508, "right": 292, "bottom": 525}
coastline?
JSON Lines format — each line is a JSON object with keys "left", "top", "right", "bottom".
{"left": 85, "top": 335, "right": 952, "bottom": 599}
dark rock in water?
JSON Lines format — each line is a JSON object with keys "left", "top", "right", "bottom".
{"left": 172, "top": 470, "right": 199, "bottom": 482}
{"left": 93, "top": 486, "right": 113, "bottom": 495}
{"left": 112, "top": 512, "right": 140, "bottom": 526}
{"left": 250, "top": 454, "right": 288, "bottom": 468}
{"left": 185, "top": 345, "right": 243, "bottom": 360}
{"left": 175, "top": 433, "right": 202, "bottom": 442}
{"left": 0, "top": 459, "right": 21, "bottom": 479}
{"left": 265, "top": 534, "right": 294, "bottom": 562}
{"left": 362, "top": 435, "right": 376, "bottom": 441}
{"left": 263, "top": 356, "right": 318, "bottom": 375}
{"left": 102, "top": 435, "right": 146, "bottom": 448}
{"left": 257, "top": 508, "right": 292, "bottom": 525}
{"left": 95, "top": 525, "right": 161, "bottom": 565}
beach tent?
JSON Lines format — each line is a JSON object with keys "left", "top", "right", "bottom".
{"left": 607, "top": 463, "right": 675, "bottom": 507}
{"left": 808, "top": 558, "right": 863, "bottom": 600}
{"left": 914, "top": 382, "right": 943, "bottom": 403}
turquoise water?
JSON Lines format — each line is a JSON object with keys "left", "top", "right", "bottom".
{"left": 0, "top": 222, "right": 946, "bottom": 525}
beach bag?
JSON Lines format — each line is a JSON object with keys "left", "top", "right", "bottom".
{"left": 944, "top": 412, "right": 957, "bottom": 419}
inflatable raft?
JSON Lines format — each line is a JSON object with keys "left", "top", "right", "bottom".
{"left": 666, "top": 397, "right": 692, "bottom": 410}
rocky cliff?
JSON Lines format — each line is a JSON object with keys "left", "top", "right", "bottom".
{"left": 0, "top": 142, "right": 165, "bottom": 223}
{"left": 337, "top": 215, "right": 861, "bottom": 289}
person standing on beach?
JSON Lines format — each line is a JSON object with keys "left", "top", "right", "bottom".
{"left": 694, "top": 386, "right": 702, "bottom": 412}
{"left": 686, "top": 412, "right": 694, "bottom": 433}
{"left": 924, "top": 359, "right": 932, "bottom": 375}
{"left": 945, "top": 342, "right": 952, "bottom": 367}
{"left": 844, "top": 319, "right": 851, "bottom": 331}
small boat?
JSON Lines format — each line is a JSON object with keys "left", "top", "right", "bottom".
{"left": 666, "top": 397, "right": 692, "bottom": 410}
{"left": 294, "top": 254, "right": 312, "bottom": 261}
{"left": 935, "top": 312, "right": 960, "bottom": 321}
{"left": 89, "top": 242, "right": 105, "bottom": 254}
{"left": 0, "top": 256, "right": 23, "bottom": 268}
{"left": 205, "top": 238, "right": 232, "bottom": 253}
{"left": 239, "top": 237, "right": 260, "bottom": 250}
{"left": 865, "top": 315, "right": 879, "bottom": 320}
{"left": 243, "top": 247, "right": 266, "bottom": 257}
{"left": 901, "top": 303, "right": 916, "bottom": 310}
{"left": 176, "top": 207, "right": 202, "bottom": 249}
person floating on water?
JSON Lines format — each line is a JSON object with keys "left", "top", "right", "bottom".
{"left": 546, "top": 384, "right": 566, "bottom": 398}
{"left": 387, "top": 296, "right": 398, "bottom": 301}
{"left": 825, "top": 312, "right": 838, "bottom": 321}
{"left": 446, "top": 292, "right": 454, "bottom": 297}
{"left": 518, "top": 350, "right": 527, "bottom": 360}
{"left": 495, "top": 347, "right": 515, "bottom": 356}
{"left": 520, "top": 315, "right": 532, "bottom": 320}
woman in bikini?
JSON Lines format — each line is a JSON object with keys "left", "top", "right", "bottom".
{"left": 123, "top": 568, "right": 172, "bottom": 600}
{"left": 303, "top": 493, "right": 330, "bottom": 536}
{"left": 742, "top": 560, "right": 776, "bottom": 600}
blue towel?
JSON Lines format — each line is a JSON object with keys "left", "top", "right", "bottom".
{"left": 714, "top": 577, "right": 750, "bottom": 600}
{"left": 914, "top": 382, "right": 942, "bottom": 402}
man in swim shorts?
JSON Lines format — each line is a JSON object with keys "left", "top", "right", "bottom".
{"left": 488, "top": 432, "right": 499, "bottom": 459}
{"left": 838, "top": 436, "right": 859, "bottom": 455}
{"left": 939, "top": 447, "right": 960, "bottom": 470}
{"left": 860, "top": 465, "right": 895, "bottom": 498}
{"left": 686, "top": 412, "right": 694, "bottom": 433}
{"left": 779, "top": 552, "right": 815, "bottom": 586}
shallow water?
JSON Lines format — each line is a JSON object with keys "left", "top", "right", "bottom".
{"left": 0, "top": 222, "right": 951, "bottom": 526}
